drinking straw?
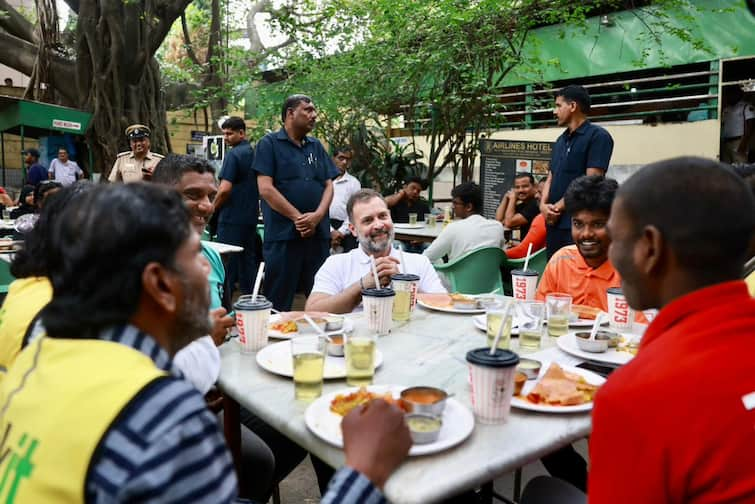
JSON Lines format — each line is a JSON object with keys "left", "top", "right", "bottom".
{"left": 251, "top": 262, "right": 265, "bottom": 301}
{"left": 522, "top": 243, "right": 533, "bottom": 272}
{"left": 590, "top": 312, "right": 606, "bottom": 340}
{"left": 301, "top": 313, "right": 326, "bottom": 336}
{"left": 369, "top": 255, "right": 380, "bottom": 289}
{"left": 489, "top": 300, "right": 515, "bottom": 355}
{"left": 398, "top": 247, "right": 406, "bottom": 274}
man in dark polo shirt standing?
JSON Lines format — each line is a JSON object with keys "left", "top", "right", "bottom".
{"left": 214, "top": 116, "right": 258, "bottom": 297}
{"left": 540, "top": 85, "right": 613, "bottom": 258}
{"left": 253, "top": 95, "right": 339, "bottom": 310}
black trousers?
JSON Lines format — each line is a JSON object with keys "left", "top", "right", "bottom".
{"left": 262, "top": 237, "right": 330, "bottom": 311}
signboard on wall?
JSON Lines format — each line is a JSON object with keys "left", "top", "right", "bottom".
{"left": 203, "top": 135, "right": 225, "bottom": 161}
{"left": 478, "top": 139, "right": 553, "bottom": 219}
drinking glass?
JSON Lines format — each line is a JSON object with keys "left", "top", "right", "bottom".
{"left": 517, "top": 301, "right": 545, "bottom": 352}
{"left": 486, "top": 299, "right": 514, "bottom": 350}
{"left": 344, "top": 330, "right": 377, "bottom": 386}
{"left": 545, "top": 293, "right": 572, "bottom": 338}
{"left": 291, "top": 336, "right": 326, "bottom": 400}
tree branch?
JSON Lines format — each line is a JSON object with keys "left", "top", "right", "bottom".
{"left": 0, "top": 0, "right": 38, "bottom": 44}
{"left": 149, "top": 0, "right": 193, "bottom": 56}
{"left": 0, "top": 31, "right": 76, "bottom": 102}
{"left": 180, "top": 12, "right": 202, "bottom": 66}
{"left": 60, "top": 0, "right": 79, "bottom": 14}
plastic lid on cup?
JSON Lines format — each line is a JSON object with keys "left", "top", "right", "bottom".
{"left": 361, "top": 287, "right": 396, "bottom": 298}
{"left": 233, "top": 296, "right": 273, "bottom": 312}
{"left": 511, "top": 269, "right": 538, "bottom": 277}
{"left": 391, "top": 273, "right": 420, "bottom": 282}
{"left": 466, "top": 348, "right": 520, "bottom": 368}
{"left": 607, "top": 287, "right": 623, "bottom": 295}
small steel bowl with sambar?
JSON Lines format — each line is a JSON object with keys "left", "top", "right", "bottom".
{"left": 400, "top": 386, "right": 448, "bottom": 417}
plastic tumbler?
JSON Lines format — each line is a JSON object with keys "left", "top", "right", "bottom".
{"left": 391, "top": 273, "right": 420, "bottom": 321}
{"left": 234, "top": 295, "right": 272, "bottom": 353}
{"left": 362, "top": 287, "right": 395, "bottom": 335}
{"left": 511, "top": 269, "right": 538, "bottom": 301}
{"left": 607, "top": 287, "right": 634, "bottom": 332}
{"left": 466, "top": 348, "right": 520, "bottom": 424}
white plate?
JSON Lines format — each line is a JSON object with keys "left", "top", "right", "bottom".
{"left": 417, "top": 297, "right": 486, "bottom": 315}
{"left": 557, "top": 332, "right": 635, "bottom": 365}
{"left": 268, "top": 314, "right": 354, "bottom": 340}
{"left": 305, "top": 385, "right": 475, "bottom": 456}
{"left": 394, "top": 223, "right": 425, "bottom": 229}
{"left": 256, "top": 340, "right": 384, "bottom": 379}
{"left": 511, "top": 364, "right": 606, "bottom": 413}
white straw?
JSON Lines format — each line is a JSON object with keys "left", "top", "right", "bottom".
{"left": 522, "top": 243, "right": 533, "bottom": 272}
{"left": 301, "top": 313, "right": 326, "bottom": 336}
{"left": 590, "top": 312, "right": 605, "bottom": 340}
{"left": 251, "top": 262, "right": 265, "bottom": 301}
{"left": 490, "top": 300, "right": 515, "bottom": 355}
{"left": 398, "top": 248, "right": 406, "bottom": 274}
{"left": 369, "top": 255, "right": 380, "bottom": 289}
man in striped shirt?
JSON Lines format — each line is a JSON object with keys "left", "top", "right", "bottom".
{"left": 0, "top": 183, "right": 410, "bottom": 503}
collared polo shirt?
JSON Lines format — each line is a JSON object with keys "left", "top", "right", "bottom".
{"left": 218, "top": 139, "right": 258, "bottom": 226}
{"left": 548, "top": 120, "right": 613, "bottom": 229}
{"left": 535, "top": 244, "right": 619, "bottom": 311}
{"left": 253, "top": 128, "right": 339, "bottom": 241}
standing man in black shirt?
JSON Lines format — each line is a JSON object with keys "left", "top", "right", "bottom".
{"left": 540, "top": 85, "right": 614, "bottom": 258}
{"left": 496, "top": 172, "right": 540, "bottom": 239}
{"left": 214, "top": 116, "right": 259, "bottom": 296}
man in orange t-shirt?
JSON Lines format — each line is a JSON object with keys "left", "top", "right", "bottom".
{"left": 536, "top": 175, "right": 619, "bottom": 313}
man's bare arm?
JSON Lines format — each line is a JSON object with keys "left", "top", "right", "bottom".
{"left": 586, "top": 167, "right": 606, "bottom": 176}
{"left": 213, "top": 180, "right": 233, "bottom": 210}
{"left": 383, "top": 189, "right": 406, "bottom": 208}
{"left": 306, "top": 282, "right": 364, "bottom": 314}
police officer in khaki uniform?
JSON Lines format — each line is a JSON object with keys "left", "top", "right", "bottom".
{"left": 108, "top": 124, "right": 164, "bottom": 182}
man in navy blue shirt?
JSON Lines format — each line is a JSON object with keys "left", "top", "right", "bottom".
{"left": 540, "top": 85, "right": 614, "bottom": 259}
{"left": 253, "top": 95, "right": 339, "bottom": 310}
{"left": 24, "top": 148, "right": 47, "bottom": 187}
{"left": 214, "top": 116, "right": 259, "bottom": 296}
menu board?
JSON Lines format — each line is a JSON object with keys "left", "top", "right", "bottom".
{"left": 478, "top": 139, "right": 553, "bottom": 219}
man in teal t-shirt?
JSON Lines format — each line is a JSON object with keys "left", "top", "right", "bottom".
{"left": 152, "top": 154, "right": 235, "bottom": 344}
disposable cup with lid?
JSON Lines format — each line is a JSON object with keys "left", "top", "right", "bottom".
{"left": 391, "top": 273, "right": 420, "bottom": 321}
{"left": 606, "top": 287, "right": 634, "bottom": 332}
{"left": 511, "top": 269, "right": 538, "bottom": 301}
{"left": 233, "top": 296, "right": 273, "bottom": 353}
{"left": 362, "top": 287, "right": 395, "bottom": 335}
{"left": 465, "top": 348, "right": 520, "bottom": 423}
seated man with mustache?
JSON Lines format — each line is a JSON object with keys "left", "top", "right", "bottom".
{"left": 536, "top": 175, "right": 621, "bottom": 313}
{"left": 307, "top": 189, "right": 446, "bottom": 314}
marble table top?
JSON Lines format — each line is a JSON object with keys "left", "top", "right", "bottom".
{"left": 392, "top": 223, "right": 444, "bottom": 241}
{"left": 218, "top": 305, "right": 591, "bottom": 504}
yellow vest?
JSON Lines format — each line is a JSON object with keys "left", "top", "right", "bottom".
{"left": 0, "top": 277, "right": 53, "bottom": 382}
{"left": 0, "top": 337, "right": 168, "bottom": 503}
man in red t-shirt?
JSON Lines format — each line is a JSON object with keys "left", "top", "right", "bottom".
{"left": 520, "top": 157, "right": 755, "bottom": 504}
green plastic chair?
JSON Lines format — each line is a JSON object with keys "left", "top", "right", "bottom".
{"left": 501, "top": 247, "right": 548, "bottom": 296}
{"left": 0, "top": 258, "right": 15, "bottom": 296}
{"left": 433, "top": 247, "right": 507, "bottom": 294}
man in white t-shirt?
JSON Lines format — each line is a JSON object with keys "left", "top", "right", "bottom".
{"left": 48, "top": 146, "right": 83, "bottom": 186}
{"left": 307, "top": 189, "right": 446, "bottom": 314}
{"left": 424, "top": 182, "right": 504, "bottom": 264}
{"left": 329, "top": 147, "right": 361, "bottom": 253}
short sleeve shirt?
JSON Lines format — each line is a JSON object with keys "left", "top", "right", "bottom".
{"left": 252, "top": 128, "right": 339, "bottom": 241}
{"left": 515, "top": 198, "right": 540, "bottom": 237}
{"left": 218, "top": 139, "right": 258, "bottom": 226}
{"left": 49, "top": 159, "right": 82, "bottom": 186}
{"left": 390, "top": 199, "right": 430, "bottom": 223}
{"left": 26, "top": 163, "right": 48, "bottom": 186}
{"left": 108, "top": 151, "right": 164, "bottom": 183}
{"left": 548, "top": 121, "right": 613, "bottom": 229}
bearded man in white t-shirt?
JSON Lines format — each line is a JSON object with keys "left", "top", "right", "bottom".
{"left": 306, "top": 189, "right": 446, "bottom": 314}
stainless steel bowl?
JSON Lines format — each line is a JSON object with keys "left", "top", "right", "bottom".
{"left": 400, "top": 386, "right": 448, "bottom": 417}
{"left": 406, "top": 413, "right": 442, "bottom": 444}
{"left": 326, "top": 333, "right": 344, "bottom": 357}
{"left": 575, "top": 332, "right": 609, "bottom": 353}
{"left": 325, "top": 315, "right": 345, "bottom": 332}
